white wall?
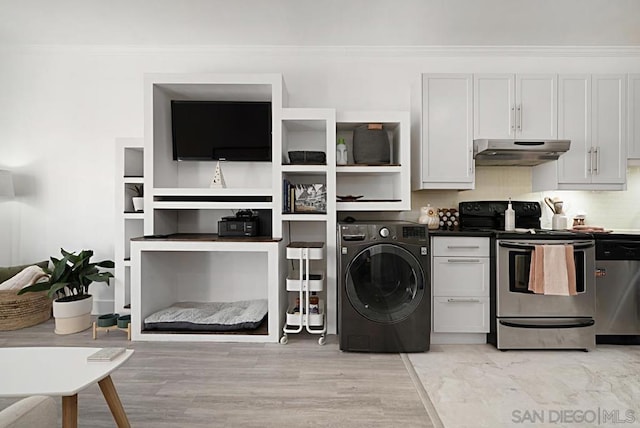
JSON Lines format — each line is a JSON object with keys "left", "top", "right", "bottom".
{"left": 1, "top": 46, "right": 640, "bottom": 308}
{"left": 2, "top": 0, "right": 640, "bottom": 46}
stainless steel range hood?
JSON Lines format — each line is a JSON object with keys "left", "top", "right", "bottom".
{"left": 473, "top": 139, "right": 571, "bottom": 166}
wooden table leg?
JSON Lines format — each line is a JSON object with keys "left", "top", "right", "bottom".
{"left": 62, "top": 394, "right": 78, "bottom": 428}
{"left": 98, "top": 375, "right": 131, "bottom": 428}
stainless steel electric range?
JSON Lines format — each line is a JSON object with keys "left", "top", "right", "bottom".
{"left": 459, "top": 201, "right": 596, "bottom": 351}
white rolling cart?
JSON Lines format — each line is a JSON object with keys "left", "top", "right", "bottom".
{"left": 281, "top": 242, "right": 327, "bottom": 345}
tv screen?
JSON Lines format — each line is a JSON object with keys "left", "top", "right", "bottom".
{"left": 171, "top": 100, "right": 272, "bottom": 161}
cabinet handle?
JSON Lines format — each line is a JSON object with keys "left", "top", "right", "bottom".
{"left": 446, "top": 259, "right": 481, "bottom": 263}
{"left": 447, "top": 245, "right": 480, "bottom": 249}
{"left": 510, "top": 106, "right": 515, "bottom": 131}
{"left": 587, "top": 147, "right": 593, "bottom": 175}
{"left": 594, "top": 146, "right": 600, "bottom": 175}
{"left": 447, "top": 298, "right": 481, "bottom": 303}
{"left": 516, "top": 105, "right": 522, "bottom": 131}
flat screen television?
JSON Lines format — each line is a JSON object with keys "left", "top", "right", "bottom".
{"left": 171, "top": 100, "right": 272, "bottom": 161}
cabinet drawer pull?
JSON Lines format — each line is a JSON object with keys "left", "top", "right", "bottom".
{"left": 447, "top": 298, "right": 481, "bottom": 303}
{"left": 446, "top": 245, "right": 480, "bottom": 249}
{"left": 446, "top": 259, "right": 481, "bottom": 263}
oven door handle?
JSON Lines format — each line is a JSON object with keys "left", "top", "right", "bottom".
{"left": 499, "top": 319, "right": 595, "bottom": 329}
{"left": 498, "top": 241, "right": 595, "bottom": 250}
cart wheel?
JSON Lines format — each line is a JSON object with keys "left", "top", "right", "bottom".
{"left": 280, "top": 335, "right": 288, "bottom": 345}
{"left": 318, "top": 336, "right": 326, "bottom": 346}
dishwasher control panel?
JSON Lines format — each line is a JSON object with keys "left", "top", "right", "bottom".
{"left": 596, "top": 240, "right": 640, "bottom": 260}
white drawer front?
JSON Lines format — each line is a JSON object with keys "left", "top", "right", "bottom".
{"left": 432, "top": 236, "right": 490, "bottom": 257}
{"left": 432, "top": 257, "right": 490, "bottom": 296}
{"left": 433, "top": 296, "right": 490, "bottom": 333}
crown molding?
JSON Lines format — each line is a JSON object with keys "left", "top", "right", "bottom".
{"left": 1, "top": 44, "right": 640, "bottom": 57}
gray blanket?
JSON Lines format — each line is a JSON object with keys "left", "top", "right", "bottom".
{"left": 144, "top": 299, "right": 268, "bottom": 331}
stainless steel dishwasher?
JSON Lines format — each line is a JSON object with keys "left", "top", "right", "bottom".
{"left": 595, "top": 238, "right": 640, "bottom": 341}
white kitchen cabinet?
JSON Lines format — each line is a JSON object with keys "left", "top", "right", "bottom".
{"left": 629, "top": 74, "right": 640, "bottom": 160}
{"left": 474, "top": 74, "right": 557, "bottom": 140}
{"left": 556, "top": 75, "right": 592, "bottom": 185}
{"left": 591, "top": 74, "right": 627, "bottom": 184}
{"left": 533, "top": 74, "right": 627, "bottom": 191}
{"left": 431, "top": 236, "right": 490, "bottom": 334}
{"left": 433, "top": 297, "right": 490, "bottom": 333}
{"left": 415, "top": 74, "right": 474, "bottom": 190}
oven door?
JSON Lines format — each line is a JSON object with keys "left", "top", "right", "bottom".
{"left": 496, "top": 240, "right": 595, "bottom": 318}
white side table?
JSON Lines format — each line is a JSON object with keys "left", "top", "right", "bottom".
{"left": 0, "top": 347, "right": 134, "bottom": 428}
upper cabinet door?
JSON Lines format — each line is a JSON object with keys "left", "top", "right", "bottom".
{"left": 474, "top": 74, "right": 557, "bottom": 140}
{"left": 516, "top": 74, "right": 558, "bottom": 139}
{"left": 628, "top": 74, "right": 640, "bottom": 160}
{"left": 557, "top": 75, "right": 591, "bottom": 184}
{"left": 592, "top": 74, "right": 627, "bottom": 184}
{"left": 420, "top": 74, "right": 474, "bottom": 189}
{"left": 474, "top": 74, "right": 515, "bottom": 139}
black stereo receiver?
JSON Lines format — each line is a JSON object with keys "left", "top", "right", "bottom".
{"left": 218, "top": 211, "right": 259, "bottom": 237}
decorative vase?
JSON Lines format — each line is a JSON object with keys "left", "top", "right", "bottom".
{"left": 419, "top": 205, "right": 440, "bottom": 230}
{"left": 132, "top": 197, "right": 144, "bottom": 212}
{"left": 52, "top": 294, "right": 93, "bottom": 335}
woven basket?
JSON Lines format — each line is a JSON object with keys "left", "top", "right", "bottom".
{"left": 0, "top": 290, "right": 52, "bottom": 331}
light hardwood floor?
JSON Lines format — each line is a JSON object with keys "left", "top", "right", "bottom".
{"left": 0, "top": 319, "right": 437, "bottom": 427}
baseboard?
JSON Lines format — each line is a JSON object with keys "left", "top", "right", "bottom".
{"left": 430, "top": 332, "right": 487, "bottom": 345}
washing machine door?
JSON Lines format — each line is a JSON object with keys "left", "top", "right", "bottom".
{"left": 346, "top": 243, "right": 425, "bottom": 324}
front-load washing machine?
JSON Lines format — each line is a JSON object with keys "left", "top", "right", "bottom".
{"left": 338, "top": 221, "right": 430, "bottom": 352}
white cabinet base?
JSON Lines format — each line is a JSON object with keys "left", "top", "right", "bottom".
{"left": 431, "top": 332, "right": 487, "bottom": 345}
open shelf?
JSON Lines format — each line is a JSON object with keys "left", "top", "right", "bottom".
{"left": 335, "top": 111, "right": 410, "bottom": 211}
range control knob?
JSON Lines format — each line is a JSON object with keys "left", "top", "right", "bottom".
{"left": 379, "top": 227, "right": 390, "bottom": 238}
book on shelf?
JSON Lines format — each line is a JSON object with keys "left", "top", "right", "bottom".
{"left": 283, "top": 180, "right": 327, "bottom": 214}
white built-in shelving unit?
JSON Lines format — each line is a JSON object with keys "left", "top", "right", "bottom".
{"left": 279, "top": 107, "right": 337, "bottom": 335}
{"left": 114, "top": 138, "right": 145, "bottom": 315}
{"left": 117, "top": 72, "right": 411, "bottom": 342}
{"left": 336, "top": 111, "right": 411, "bottom": 211}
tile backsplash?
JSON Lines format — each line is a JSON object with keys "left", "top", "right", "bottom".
{"left": 407, "top": 166, "right": 640, "bottom": 230}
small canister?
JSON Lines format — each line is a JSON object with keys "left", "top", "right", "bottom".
{"left": 309, "top": 294, "right": 319, "bottom": 314}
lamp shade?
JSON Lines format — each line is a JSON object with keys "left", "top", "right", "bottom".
{"left": 0, "top": 170, "right": 15, "bottom": 198}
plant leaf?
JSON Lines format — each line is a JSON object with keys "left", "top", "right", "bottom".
{"left": 96, "top": 260, "right": 115, "bottom": 268}
{"left": 17, "top": 281, "right": 52, "bottom": 295}
{"left": 47, "top": 282, "right": 69, "bottom": 299}
{"left": 85, "top": 272, "right": 114, "bottom": 283}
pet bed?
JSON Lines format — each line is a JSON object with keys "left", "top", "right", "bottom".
{"left": 143, "top": 299, "right": 268, "bottom": 331}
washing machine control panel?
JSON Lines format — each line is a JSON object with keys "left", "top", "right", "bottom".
{"left": 340, "top": 223, "right": 428, "bottom": 243}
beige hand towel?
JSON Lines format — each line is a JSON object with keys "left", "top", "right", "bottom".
{"left": 542, "top": 245, "right": 570, "bottom": 296}
{"left": 565, "top": 244, "right": 577, "bottom": 296}
{"left": 528, "top": 244, "right": 577, "bottom": 296}
{"left": 528, "top": 245, "right": 545, "bottom": 294}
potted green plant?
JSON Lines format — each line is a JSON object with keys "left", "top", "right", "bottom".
{"left": 19, "top": 248, "right": 114, "bottom": 335}
{"left": 128, "top": 184, "right": 144, "bottom": 212}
